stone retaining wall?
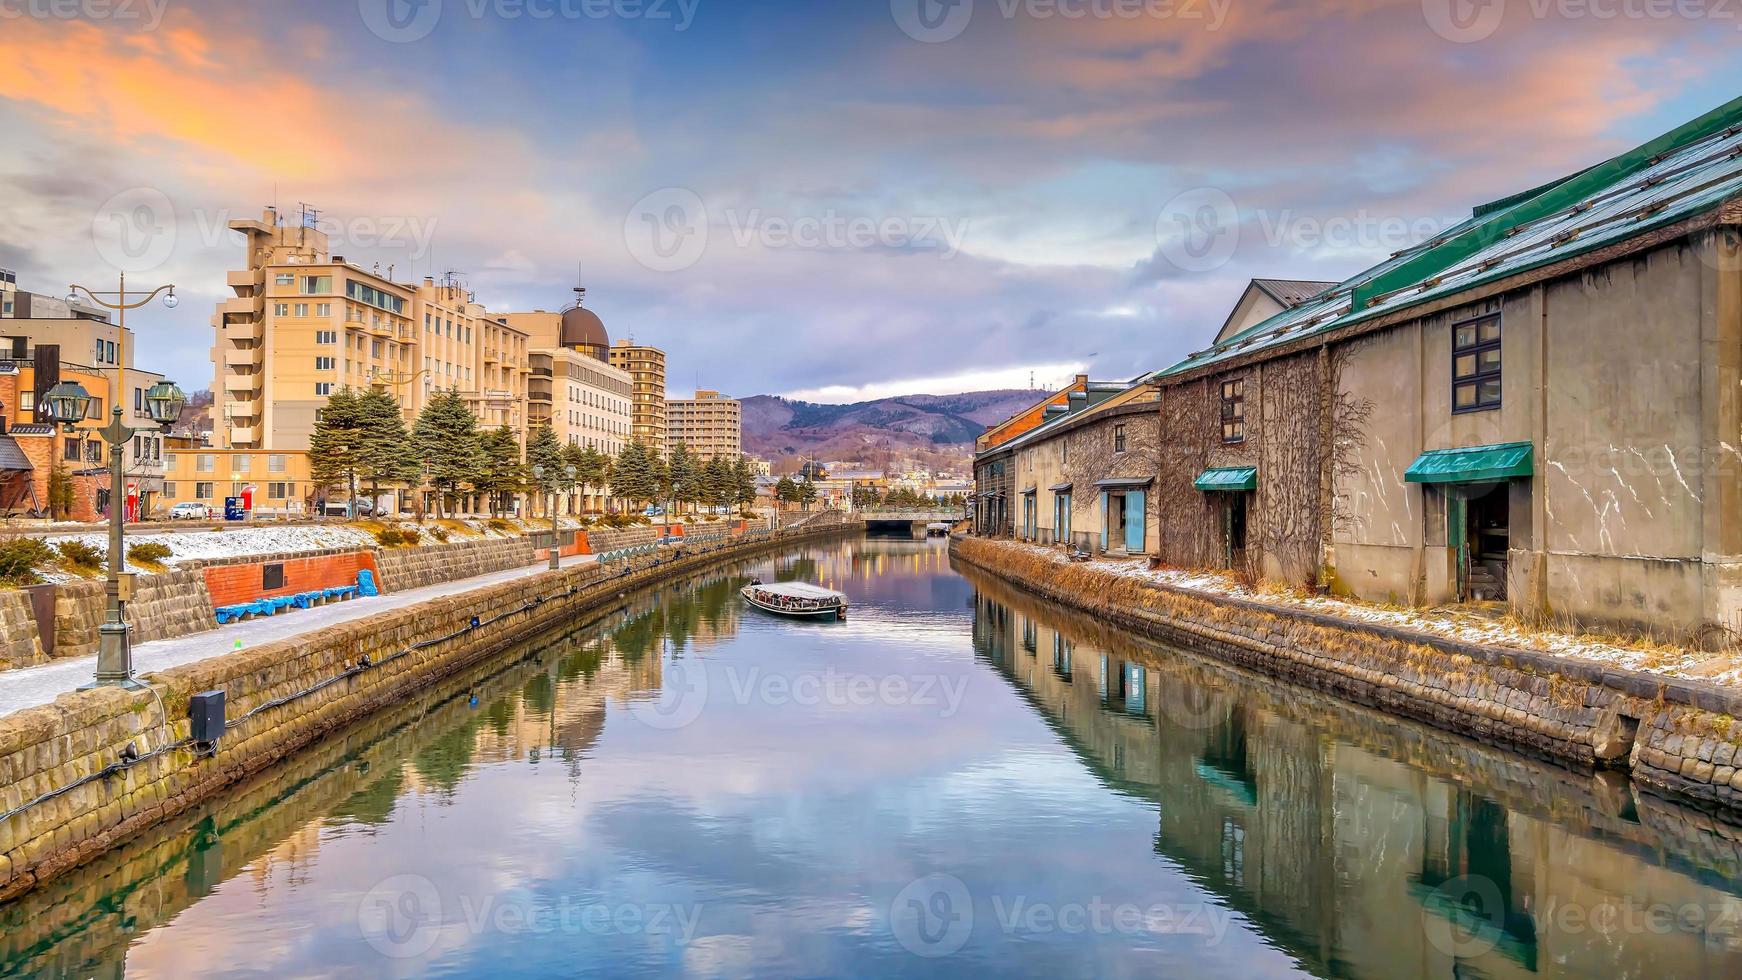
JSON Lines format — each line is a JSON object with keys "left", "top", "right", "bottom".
{"left": 51, "top": 570, "right": 218, "bottom": 663}
{"left": 951, "top": 536, "right": 1742, "bottom": 821}
{"left": 372, "top": 537, "right": 534, "bottom": 592}
{"left": 583, "top": 525, "right": 660, "bottom": 553}
{"left": 0, "top": 522, "right": 859, "bottom": 901}
{"left": 0, "top": 595, "right": 42, "bottom": 672}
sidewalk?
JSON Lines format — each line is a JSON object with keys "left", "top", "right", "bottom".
{"left": 0, "top": 553, "right": 598, "bottom": 718}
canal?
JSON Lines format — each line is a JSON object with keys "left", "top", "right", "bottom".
{"left": 4, "top": 534, "right": 1741, "bottom": 978}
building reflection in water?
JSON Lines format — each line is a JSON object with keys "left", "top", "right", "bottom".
{"left": 964, "top": 565, "right": 1742, "bottom": 980}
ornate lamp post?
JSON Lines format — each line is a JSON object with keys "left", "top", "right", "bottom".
{"left": 55, "top": 274, "right": 186, "bottom": 689}
{"left": 530, "top": 463, "right": 577, "bottom": 570}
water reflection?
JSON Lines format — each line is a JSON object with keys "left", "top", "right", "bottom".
{"left": 2, "top": 537, "right": 1739, "bottom": 978}
{"left": 967, "top": 567, "right": 1742, "bottom": 979}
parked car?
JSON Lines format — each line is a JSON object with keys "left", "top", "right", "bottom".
{"left": 168, "top": 501, "right": 213, "bottom": 520}
{"left": 321, "top": 499, "right": 375, "bottom": 518}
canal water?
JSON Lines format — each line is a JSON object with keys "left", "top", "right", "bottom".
{"left": 4, "top": 535, "right": 1742, "bottom": 978}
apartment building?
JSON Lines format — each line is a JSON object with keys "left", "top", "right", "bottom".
{"left": 418, "top": 279, "right": 530, "bottom": 439}
{"left": 529, "top": 347, "right": 633, "bottom": 454}
{"left": 157, "top": 448, "right": 315, "bottom": 517}
{"left": 666, "top": 390, "right": 742, "bottom": 459}
{"left": 211, "top": 208, "right": 418, "bottom": 450}
{"left": 609, "top": 339, "right": 668, "bottom": 454}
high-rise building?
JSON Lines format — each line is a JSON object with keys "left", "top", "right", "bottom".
{"left": 665, "top": 390, "right": 741, "bottom": 459}
{"left": 609, "top": 339, "right": 667, "bottom": 455}
{"left": 211, "top": 208, "right": 531, "bottom": 451}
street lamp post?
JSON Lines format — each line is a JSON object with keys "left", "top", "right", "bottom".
{"left": 55, "top": 274, "right": 186, "bottom": 689}
{"left": 530, "top": 463, "right": 578, "bottom": 570}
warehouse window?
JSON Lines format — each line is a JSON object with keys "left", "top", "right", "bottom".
{"left": 1113, "top": 424, "right": 1127, "bottom": 454}
{"left": 1452, "top": 313, "right": 1502, "bottom": 413}
{"left": 1221, "top": 379, "right": 1245, "bottom": 443}
{"left": 195, "top": 482, "right": 214, "bottom": 499}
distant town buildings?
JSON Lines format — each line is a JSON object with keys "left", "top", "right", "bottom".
{"left": 665, "top": 389, "right": 741, "bottom": 459}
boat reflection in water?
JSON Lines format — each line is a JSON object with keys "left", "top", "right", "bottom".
{"left": 965, "top": 565, "right": 1742, "bottom": 980}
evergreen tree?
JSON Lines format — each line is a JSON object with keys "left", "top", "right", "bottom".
{"left": 774, "top": 475, "right": 798, "bottom": 507}
{"left": 476, "top": 425, "right": 524, "bottom": 517}
{"left": 576, "top": 445, "right": 613, "bottom": 513}
{"left": 733, "top": 455, "right": 757, "bottom": 510}
{"left": 412, "top": 388, "right": 483, "bottom": 518}
{"left": 697, "top": 456, "right": 728, "bottom": 511}
{"left": 611, "top": 441, "right": 660, "bottom": 511}
{"left": 356, "top": 386, "right": 419, "bottom": 507}
{"left": 309, "top": 387, "right": 366, "bottom": 516}
{"left": 666, "top": 441, "right": 699, "bottom": 514}
{"left": 525, "top": 425, "right": 566, "bottom": 515}
{"left": 560, "top": 441, "right": 590, "bottom": 513}
{"left": 799, "top": 477, "right": 818, "bottom": 511}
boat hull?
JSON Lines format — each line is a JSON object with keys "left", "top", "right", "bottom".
{"left": 741, "top": 586, "right": 848, "bottom": 621}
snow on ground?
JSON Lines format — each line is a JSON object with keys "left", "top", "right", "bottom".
{"left": 1025, "top": 546, "right": 1739, "bottom": 685}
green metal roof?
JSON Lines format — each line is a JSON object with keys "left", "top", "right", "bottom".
{"left": 1403, "top": 442, "right": 1532, "bottom": 484}
{"left": 1161, "top": 96, "right": 1742, "bottom": 380}
{"left": 1193, "top": 466, "right": 1257, "bottom": 491}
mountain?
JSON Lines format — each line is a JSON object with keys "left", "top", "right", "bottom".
{"left": 740, "top": 389, "right": 1041, "bottom": 472}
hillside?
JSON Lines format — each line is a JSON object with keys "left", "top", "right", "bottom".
{"left": 741, "top": 389, "right": 1040, "bottom": 472}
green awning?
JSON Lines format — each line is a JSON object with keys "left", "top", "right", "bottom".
{"left": 1404, "top": 441, "right": 1533, "bottom": 484}
{"left": 1193, "top": 467, "right": 1256, "bottom": 492}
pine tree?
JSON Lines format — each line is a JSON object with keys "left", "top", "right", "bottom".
{"left": 309, "top": 387, "right": 366, "bottom": 516}
{"left": 575, "top": 445, "right": 612, "bottom": 513}
{"left": 774, "top": 475, "right": 798, "bottom": 507}
{"left": 799, "top": 476, "right": 818, "bottom": 511}
{"left": 733, "top": 455, "right": 757, "bottom": 511}
{"left": 611, "top": 441, "right": 660, "bottom": 511}
{"left": 525, "top": 425, "right": 566, "bottom": 515}
{"left": 412, "top": 388, "right": 483, "bottom": 519}
{"left": 356, "top": 386, "right": 419, "bottom": 508}
{"left": 666, "top": 441, "right": 699, "bottom": 514}
{"left": 475, "top": 425, "right": 524, "bottom": 517}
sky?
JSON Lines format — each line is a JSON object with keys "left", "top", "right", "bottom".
{"left": 0, "top": 0, "right": 1738, "bottom": 403}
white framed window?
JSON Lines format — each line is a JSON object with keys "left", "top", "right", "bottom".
{"left": 274, "top": 303, "right": 289, "bottom": 317}
{"left": 315, "top": 356, "right": 335, "bottom": 371}
{"left": 275, "top": 273, "right": 294, "bottom": 286}
{"left": 316, "top": 382, "right": 334, "bottom": 396}
{"left": 316, "top": 330, "right": 337, "bottom": 344}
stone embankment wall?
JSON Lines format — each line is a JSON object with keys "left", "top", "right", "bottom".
{"left": 53, "top": 570, "right": 219, "bottom": 663}
{"left": 0, "top": 521, "right": 859, "bottom": 900}
{"left": 373, "top": 537, "right": 533, "bottom": 591}
{"left": 583, "top": 526, "right": 660, "bottom": 553}
{"left": 951, "top": 536, "right": 1742, "bottom": 821}
{"left": 0, "top": 595, "right": 42, "bottom": 672}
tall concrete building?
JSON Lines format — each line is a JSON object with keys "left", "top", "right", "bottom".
{"left": 609, "top": 339, "right": 667, "bottom": 454}
{"left": 211, "top": 208, "right": 530, "bottom": 451}
{"left": 665, "top": 390, "right": 741, "bottom": 459}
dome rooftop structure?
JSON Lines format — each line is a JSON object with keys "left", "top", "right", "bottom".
{"left": 560, "top": 285, "right": 610, "bottom": 361}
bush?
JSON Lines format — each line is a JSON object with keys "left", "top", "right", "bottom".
{"left": 375, "top": 527, "right": 421, "bottom": 547}
{"left": 57, "top": 539, "right": 105, "bottom": 572}
{"left": 429, "top": 526, "right": 450, "bottom": 542}
{"left": 127, "top": 541, "right": 174, "bottom": 565}
{"left": 0, "top": 537, "right": 54, "bottom": 586}
{"left": 488, "top": 518, "right": 513, "bottom": 533}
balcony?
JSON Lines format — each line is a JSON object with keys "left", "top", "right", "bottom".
{"left": 220, "top": 296, "right": 256, "bottom": 318}
{"left": 226, "top": 270, "right": 258, "bottom": 292}
{"left": 223, "top": 374, "right": 260, "bottom": 394}
{"left": 228, "top": 425, "right": 259, "bottom": 445}
{"left": 222, "top": 321, "right": 258, "bottom": 343}
{"left": 224, "top": 346, "right": 262, "bottom": 368}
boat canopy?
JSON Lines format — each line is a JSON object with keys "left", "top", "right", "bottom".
{"left": 754, "top": 582, "right": 845, "bottom": 601}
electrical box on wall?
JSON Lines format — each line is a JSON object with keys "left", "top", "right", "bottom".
{"left": 189, "top": 690, "right": 226, "bottom": 745}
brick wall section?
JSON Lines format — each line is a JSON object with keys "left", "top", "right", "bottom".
{"left": 951, "top": 536, "right": 1742, "bottom": 818}
{"left": 201, "top": 552, "right": 378, "bottom": 608}
{"left": 0, "top": 521, "right": 860, "bottom": 901}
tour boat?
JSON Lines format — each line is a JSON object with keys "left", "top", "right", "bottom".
{"left": 742, "top": 581, "right": 849, "bottom": 621}
{"left": 925, "top": 522, "right": 953, "bottom": 536}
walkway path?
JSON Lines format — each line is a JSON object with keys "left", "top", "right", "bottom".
{"left": 0, "top": 553, "right": 598, "bottom": 718}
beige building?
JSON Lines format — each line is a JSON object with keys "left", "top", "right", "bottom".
{"left": 417, "top": 279, "right": 529, "bottom": 438}
{"left": 609, "top": 339, "right": 667, "bottom": 454}
{"left": 666, "top": 389, "right": 741, "bottom": 459}
{"left": 528, "top": 347, "right": 633, "bottom": 454}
